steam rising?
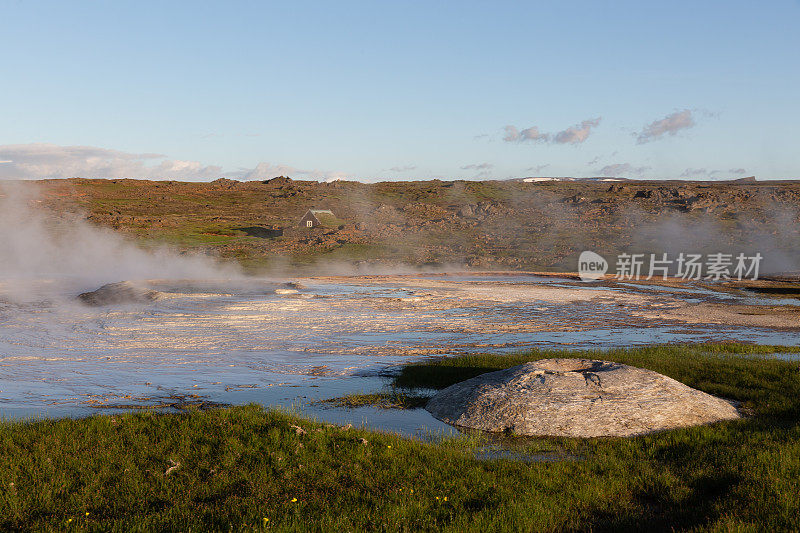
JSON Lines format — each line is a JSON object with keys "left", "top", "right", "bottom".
{"left": 0, "top": 182, "right": 238, "bottom": 302}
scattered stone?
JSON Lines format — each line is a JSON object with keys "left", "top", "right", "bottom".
{"left": 685, "top": 195, "right": 724, "bottom": 212}
{"left": 263, "top": 176, "right": 292, "bottom": 185}
{"left": 78, "top": 281, "right": 161, "bottom": 306}
{"left": 561, "top": 194, "right": 588, "bottom": 204}
{"left": 165, "top": 460, "right": 181, "bottom": 476}
{"left": 425, "top": 358, "right": 741, "bottom": 438}
{"left": 458, "top": 204, "right": 476, "bottom": 217}
{"left": 209, "top": 178, "right": 240, "bottom": 189}
{"left": 290, "top": 424, "right": 307, "bottom": 436}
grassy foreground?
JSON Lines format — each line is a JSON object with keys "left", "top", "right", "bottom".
{"left": 1, "top": 344, "right": 800, "bottom": 531}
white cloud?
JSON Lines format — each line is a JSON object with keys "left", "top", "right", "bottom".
{"left": 503, "top": 125, "right": 549, "bottom": 143}
{"left": 459, "top": 162, "right": 493, "bottom": 178}
{"left": 636, "top": 110, "right": 695, "bottom": 143}
{"left": 460, "top": 163, "right": 493, "bottom": 170}
{"left": 598, "top": 163, "right": 650, "bottom": 177}
{"left": 553, "top": 118, "right": 601, "bottom": 144}
{"left": 525, "top": 164, "right": 549, "bottom": 173}
{"left": 385, "top": 165, "right": 417, "bottom": 173}
{"left": 503, "top": 118, "right": 601, "bottom": 145}
{"left": 0, "top": 143, "right": 352, "bottom": 182}
{"left": 680, "top": 168, "right": 709, "bottom": 177}
{"left": 0, "top": 143, "right": 222, "bottom": 180}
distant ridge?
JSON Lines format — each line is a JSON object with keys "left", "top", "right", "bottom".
{"left": 509, "top": 175, "right": 762, "bottom": 184}
{"left": 512, "top": 176, "right": 633, "bottom": 183}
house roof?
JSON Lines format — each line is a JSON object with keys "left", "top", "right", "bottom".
{"left": 303, "top": 209, "right": 340, "bottom": 227}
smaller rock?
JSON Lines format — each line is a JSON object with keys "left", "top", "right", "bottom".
{"left": 561, "top": 194, "right": 588, "bottom": 204}
{"left": 165, "top": 460, "right": 181, "bottom": 476}
{"left": 263, "top": 176, "right": 292, "bottom": 185}
{"left": 290, "top": 424, "right": 307, "bottom": 436}
{"left": 78, "top": 282, "right": 160, "bottom": 306}
{"left": 458, "top": 204, "right": 476, "bottom": 217}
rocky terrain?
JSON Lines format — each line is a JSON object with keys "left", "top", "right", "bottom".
{"left": 77, "top": 281, "right": 161, "bottom": 306}
{"left": 425, "top": 358, "right": 741, "bottom": 437}
{"left": 14, "top": 177, "right": 800, "bottom": 274}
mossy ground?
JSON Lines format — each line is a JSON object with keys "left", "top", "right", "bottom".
{"left": 29, "top": 177, "right": 800, "bottom": 273}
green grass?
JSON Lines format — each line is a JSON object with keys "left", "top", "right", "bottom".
{"left": 395, "top": 343, "right": 800, "bottom": 398}
{"left": 2, "top": 343, "right": 800, "bottom": 531}
{"left": 319, "top": 243, "right": 394, "bottom": 263}
{"left": 316, "top": 390, "right": 430, "bottom": 410}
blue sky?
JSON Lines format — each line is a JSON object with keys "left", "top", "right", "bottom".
{"left": 1, "top": 0, "right": 798, "bottom": 181}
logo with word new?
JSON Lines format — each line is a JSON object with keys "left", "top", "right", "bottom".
{"left": 577, "top": 250, "right": 763, "bottom": 282}
{"left": 578, "top": 251, "right": 608, "bottom": 282}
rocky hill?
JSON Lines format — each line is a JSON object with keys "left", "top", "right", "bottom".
{"left": 19, "top": 177, "right": 800, "bottom": 274}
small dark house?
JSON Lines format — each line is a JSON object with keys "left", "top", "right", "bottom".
{"left": 300, "top": 209, "right": 337, "bottom": 228}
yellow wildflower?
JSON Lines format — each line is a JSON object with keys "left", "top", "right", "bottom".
{"left": 290, "top": 497, "right": 298, "bottom": 503}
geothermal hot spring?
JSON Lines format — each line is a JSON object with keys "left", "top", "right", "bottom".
{"left": 2, "top": 270, "right": 799, "bottom": 437}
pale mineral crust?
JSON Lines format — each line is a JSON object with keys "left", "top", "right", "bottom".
{"left": 425, "top": 358, "right": 741, "bottom": 437}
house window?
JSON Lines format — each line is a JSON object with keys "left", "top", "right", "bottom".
{"left": 306, "top": 220, "right": 313, "bottom": 227}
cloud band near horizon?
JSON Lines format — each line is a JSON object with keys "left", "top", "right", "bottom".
{"left": 0, "top": 144, "right": 351, "bottom": 182}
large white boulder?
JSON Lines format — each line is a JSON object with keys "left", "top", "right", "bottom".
{"left": 425, "top": 358, "right": 741, "bottom": 437}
